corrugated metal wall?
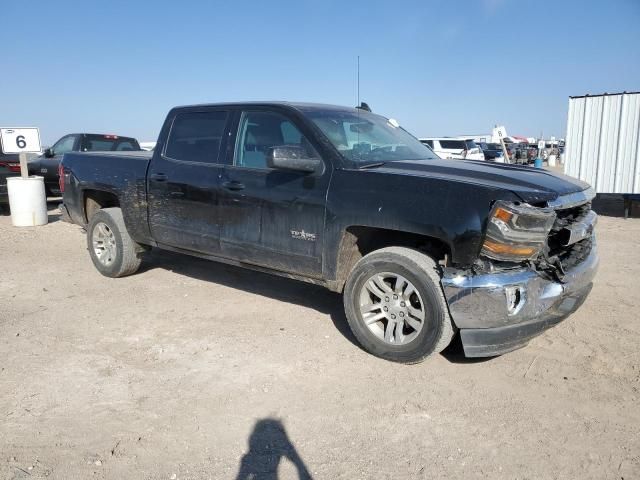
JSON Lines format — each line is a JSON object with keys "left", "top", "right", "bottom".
{"left": 565, "top": 92, "right": 640, "bottom": 194}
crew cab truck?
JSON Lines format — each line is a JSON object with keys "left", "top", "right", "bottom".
{"left": 60, "top": 102, "right": 598, "bottom": 363}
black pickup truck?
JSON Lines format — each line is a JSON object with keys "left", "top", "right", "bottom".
{"left": 60, "top": 102, "right": 598, "bottom": 363}
{"left": 29, "top": 133, "right": 141, "bottom": 196}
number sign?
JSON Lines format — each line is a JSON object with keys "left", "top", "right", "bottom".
{"left": 0, "top": 128, "right": 42, "bottom": 154}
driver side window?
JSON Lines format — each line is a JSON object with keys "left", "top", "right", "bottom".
{"left": 52, "top": 136, "right": 76, "bottom": 155}
{"left": 234, "top": 111, "right": 315, "bottom": 169}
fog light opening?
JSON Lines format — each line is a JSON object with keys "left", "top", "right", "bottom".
{"left": 505, "top": 285, "right": 525, "bottom": 316}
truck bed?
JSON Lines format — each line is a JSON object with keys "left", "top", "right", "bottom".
{"left": 62, "top": 150, "right": 153, "bottom": 243}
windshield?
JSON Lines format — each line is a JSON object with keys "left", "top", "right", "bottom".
{"left": 306, "top": 109, "right": 438, "bottom": 163}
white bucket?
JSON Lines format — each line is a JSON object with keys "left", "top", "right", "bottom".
{"left": 548, "top": 154, "right": 557, "bottom": 167}
{"left": 7, "top": 176, "right": 48, "bottom": 227}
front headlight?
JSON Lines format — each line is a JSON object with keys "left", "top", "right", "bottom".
{"left": 481, "top": 201, "right": 556, "bottom": 262}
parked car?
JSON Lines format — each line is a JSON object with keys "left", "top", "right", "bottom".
{"left": 61, "top": 102, "right": 598, "bottom": 363}
{"left": 29, "top": 133, "right": 141, "bottom": 196}
{"left": 419, "top": 138, "right": 485, "bottom": 161}
{"left": 0, "top": 152, "right": 21, "bottom": 209}
{"left": 477, "top": 142, "right": 504, "bottom": 161}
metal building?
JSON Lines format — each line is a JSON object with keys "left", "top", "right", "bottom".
{"left": 565, "top": 92, "right": 640, "bottom": 194}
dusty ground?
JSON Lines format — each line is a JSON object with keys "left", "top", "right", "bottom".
{"left": 1, "top": 200, "right": 639, "bottom": 480}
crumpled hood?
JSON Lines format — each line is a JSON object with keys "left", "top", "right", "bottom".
{"left": 369, "top": 159, "right": 591, "bottom": 204}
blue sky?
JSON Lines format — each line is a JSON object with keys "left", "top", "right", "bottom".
{"left": 1, "top": 0, "right": 639, "bottom": 145}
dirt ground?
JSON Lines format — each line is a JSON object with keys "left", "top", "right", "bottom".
{"left": 1, "top": 199, "right": 639, "bottom": 480}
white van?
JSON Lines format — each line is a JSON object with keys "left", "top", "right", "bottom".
{"left": 419, "top": 137, "right": 485, "bottom": 161}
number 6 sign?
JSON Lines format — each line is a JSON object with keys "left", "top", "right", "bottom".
{"left": 0, "top": 127, "right": 42, "bottom": 154}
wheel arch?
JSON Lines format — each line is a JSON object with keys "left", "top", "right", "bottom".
{"left": 329, "top": 225, "right": 453, "bottom": 292}
{"left": 82, "top": 188, "right": 120, "bottom": 224}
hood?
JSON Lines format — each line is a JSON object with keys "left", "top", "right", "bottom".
{"left": 367, "top": 159, "right": 590, "bottom": 204}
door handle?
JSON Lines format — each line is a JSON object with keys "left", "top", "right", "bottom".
{"left": 222, "top": 180, "right": 245, "bottom": 191}
{"left": 150, "top": 173, "right": 168, "bottom": 182}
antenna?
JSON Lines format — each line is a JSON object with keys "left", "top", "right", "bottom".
{"left": 357, "top": 55, "right": 360, "bottom": 106}
{"left": 357, "top": 56, "right": 360, "bottom": 146}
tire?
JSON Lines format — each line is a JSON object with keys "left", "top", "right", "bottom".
{"left": 343, "top": 247, "right": 455, "bottom": 363}
{"left": 86, "top": 207, "right": 143, "bottom": 278}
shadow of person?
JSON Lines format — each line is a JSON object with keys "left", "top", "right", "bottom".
{"left": 236, "top": 418, "right": 313, "bottom": 480}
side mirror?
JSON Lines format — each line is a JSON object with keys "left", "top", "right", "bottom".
{"left": 44, "top": 148, "right": 54, "bottom": 158}
{"left": 267, "top": 145, "right": 321, "bottom": 173}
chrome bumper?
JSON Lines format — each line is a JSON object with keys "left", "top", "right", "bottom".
{"left": 441, "top": 241, "right": 598, "bottom": 356}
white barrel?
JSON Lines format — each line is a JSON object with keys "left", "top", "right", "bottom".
{"left": 7, "top": 176, "right": 48, "bottom": 227}
{"left": 548, "top": 154, "right": 557, "bottom": 167}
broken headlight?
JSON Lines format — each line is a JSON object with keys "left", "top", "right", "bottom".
{"left": 481, "top": 201, "right": 556, "bottom": 262}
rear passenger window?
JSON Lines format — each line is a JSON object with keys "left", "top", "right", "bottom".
{"left": 165, "top": 111, "right": 228, "bottom": 163}
{"left": 421, "top": 140, "right": 434, "bottom": 148}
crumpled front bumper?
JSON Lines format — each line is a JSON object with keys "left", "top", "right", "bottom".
{"left": 441, "top": 242, "right": 599, "bottom": 357}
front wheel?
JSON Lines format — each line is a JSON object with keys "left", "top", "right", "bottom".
{"left": 87, "top": 207, "right": 143, "bottom": 278}
{"left": 343, "top": 247, "right": 455, "bottom": 363}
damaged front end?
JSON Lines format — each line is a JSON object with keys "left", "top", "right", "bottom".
{"left": 440, "top": 188, "right": 598, "bottom": 357}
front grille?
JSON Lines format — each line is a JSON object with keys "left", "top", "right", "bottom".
{"left": 547, "top": 201, "right": 593, "bottom": 270}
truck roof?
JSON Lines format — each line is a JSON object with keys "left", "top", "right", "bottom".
{"left": 171, "top": 101, "right": 363, "bottom": 114}
{"left": 65, "top": 133, "right": 139, "bottom": 139}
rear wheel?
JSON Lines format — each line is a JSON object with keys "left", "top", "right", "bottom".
{"left": 87, "top": 207, "right": 143, "bottom": 277}
{"left": 343, "top": 247, "right": 455, "bottom": 363}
